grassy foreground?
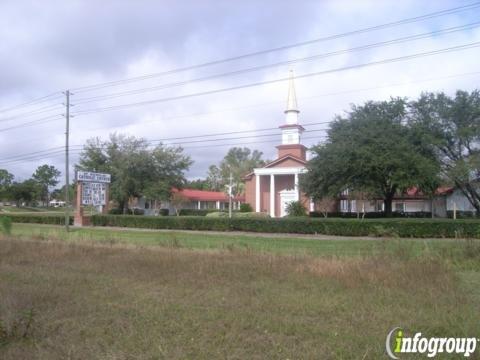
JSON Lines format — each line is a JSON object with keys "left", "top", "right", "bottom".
{"left": 1, "top": 225, "right": 480, "bottom": 358}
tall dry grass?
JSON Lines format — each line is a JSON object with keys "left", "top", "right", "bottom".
{"left": 0, "top": 236, "right": 478, "bottom": 359}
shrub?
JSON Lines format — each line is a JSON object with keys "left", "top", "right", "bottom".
{"left": 239, "top": 203, "right": 253, "bottom": 213}
{"left": 206, "top": 212, "right": 228, "bottom": 217}
{"left": 90, "top": 215, "right": 480, "bottom": 238}
{"left": 132, "top": 208, "right": 145, "bottom": 216}
{"left": 285, "top": 201, "right": 307, "bottom": 217}
{"left": 159, "top": 208, "right": 169, "bottom": 216}
{"left": 4, "top": 214, "right": 73, "bottom": 225}
{"left": 178, "top": 209, "right": 218, "bottom": 216}
{"left": 0, "top": 216, "right": 12, "bottom": 235}
{"left": 446, "top": 210, "right": 478, "bottom": 219}
{"left": 108, "top": 208, "right": 123, "bottom": 215}
{"left": 234, "top": 212, "right": 270, "bottom": 218}
{"left": 309, "top": 211, "right": 432, "bottom": 218}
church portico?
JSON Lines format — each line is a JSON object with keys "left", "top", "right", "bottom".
{"left": 253, "top": 168, "right": 306, "bottom": 217}
{"left": 244, "top": 70, "right": 312, "bottom": 218}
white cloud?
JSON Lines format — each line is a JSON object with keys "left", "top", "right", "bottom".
{"left": 0, "top": 0, "right": 479, "bottom": 182}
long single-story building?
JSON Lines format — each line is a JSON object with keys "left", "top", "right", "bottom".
{"left": 242, "top": 71, "right": 478, "bottom": 218}
{"left": 133, "top": 188, "right": 244, "bottom": 215}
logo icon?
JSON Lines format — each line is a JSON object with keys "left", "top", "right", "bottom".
{"left": 386, "top": 327, "right": 477, "bottom": 358}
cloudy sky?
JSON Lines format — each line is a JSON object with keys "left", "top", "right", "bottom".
{"left": 0, "top": 0, "right": 479, "bottom": 183}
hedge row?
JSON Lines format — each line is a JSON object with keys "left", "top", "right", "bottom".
{"left": 4, "top": 213, "right": 480, "bottom": 238}
{"left": 90, "top": 215, "right": 480, "bottom": 238}
{"left": 1, "top": 214, "right": 73, "bottom": 225}
{"left": 309, "top": 211, "right": 433, "bottom": 218}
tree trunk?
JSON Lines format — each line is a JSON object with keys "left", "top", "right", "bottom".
{"left": 384, "top": 194, "right": 394, "bottom": 217}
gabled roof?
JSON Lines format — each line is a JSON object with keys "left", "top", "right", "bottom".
{"left": 263, "top": 153, "right": 307, "bottom": 168}
{"left": 172, "top": 188, "right": 244, "bottom": 201}
{"left": 244, "top": 154, "right": 307, "bottom": 179}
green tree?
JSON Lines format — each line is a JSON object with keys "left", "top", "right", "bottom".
{"left": 0, "top": 169, "right": 14, "bottom": 201}
{"left": 206, "top": 165, "right": 222, "bottom": 191}
{"left": 32, "top": 165, "right": 61, "bottom": 205}
{"left": 185, "top": 179, "right": 210, "bottom": 190}
{"left": 218, "top": 147, "right": 265, "bottom": 196}
{"left": 9, "top": 180, "right": 39, "bottom": 207}
{"left": 78, "top": 134, "right": 192, "bottom": 213}
{"left": 301, "top": 98, "right": 440, "bottom": 216}
{"left": 50, "top": 184, "right": 75, "bottom": 202}
{"left": 410, "top": 90, "right": 480, "bottom": 213}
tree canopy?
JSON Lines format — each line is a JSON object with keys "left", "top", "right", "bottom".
{"left": 0, "top": 169, "right": 14, "bottom": 201}
{"left": 32, "top": 164, "right": 61, "bottom": 204}
{"left": 208, "top": 147, "right": 265, "bottom": 196}
{"left": 410, "top": 90, "right": 480, "bottom": 212}
{"left": 77, "top": 134, "right": 192, "bottom": 212}
{"left": 301, "top": 98, "right": 440, "bottom": 215}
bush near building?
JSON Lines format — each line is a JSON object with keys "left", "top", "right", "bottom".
{"left": 3, "top": 214, "right": 480, "bottom": 238}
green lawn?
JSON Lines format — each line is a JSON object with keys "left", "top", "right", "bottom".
{"left": 0, "top": 206, "right": 64, "bottom": 214}
{"left": 2, "top": 223, "right": 480, "bottom": 358}
{"left": 10, "top": 223, "right": 475, "bottom": 259}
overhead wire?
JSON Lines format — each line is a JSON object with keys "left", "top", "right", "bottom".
{"left": 72, "top": 41, "right": 480, "bottom": 116}
{"left": 70, "top": 1, "right": 480, "bottom": 93}
{"left": 72, "top": 22, "right": 480, "bottom": 105}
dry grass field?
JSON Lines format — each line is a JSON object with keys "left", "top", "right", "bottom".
{"left": 1, "top": 228, "right": 480, "bottom": 359}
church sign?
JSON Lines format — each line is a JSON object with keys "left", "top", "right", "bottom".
{"left": 74, "top": 171, "right": 111, "bottom": 226}
{"left": 81, "top": 182, "right": 107, "bottom": 206}
{"left": 77, "top": 171, "right": 111, "bottom": 184}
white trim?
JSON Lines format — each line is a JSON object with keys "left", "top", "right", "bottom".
{"left": 254, "top": 167, "right": 306, "bottom": 176}
{"left": 294, "top": 173, "right": 299, "bottom": 201}
{"left": 255, "top": 175, "right": 260, "bottom": 212}
{"left": 270, "top": 174, "right": 275, "bottom": 218}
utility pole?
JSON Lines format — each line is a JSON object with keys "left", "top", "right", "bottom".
{"left": 228, "top": 171, "right": 233, "bottom": 219}
{"left": 64, "top": 90, "right": 70, "bottom": 232}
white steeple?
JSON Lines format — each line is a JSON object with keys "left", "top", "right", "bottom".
{"left": 284, "top": 70, "right": 300, "bottom": 125}
{"left": 280, "top": 70, "right": 304, "bottom": 146}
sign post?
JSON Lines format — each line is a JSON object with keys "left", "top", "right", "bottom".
{"left": 74, "top": 171, "right": 111, "bottom": 227}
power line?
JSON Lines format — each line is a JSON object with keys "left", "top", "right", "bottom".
{"left": 0, "top": 103, "right": 63, "bottom": 123}
{"left": 0, "top": 92, "right": 62, "bottom": 115}
{"left": 1, "top": 2, "right": 478, "bottom": 120}
{"left": 70, "top": 1, "right": 480, "bottom": 93}
{"left": 80, "top": 70, "right": 480, "bottom": 134}
{"left": 0, "top": 121, "right": 332, "bottom": 163}
{"left": 0, "top": 135, "right": 328, "bottom": 166}
{"left": 0, "top": 114, "right": 63, "bottom": 133}
{"left": 72, "top": 41, "right": 480, "bottom": 116}
{"left": 72, "top": 22, "right": 480, "bottom": 105}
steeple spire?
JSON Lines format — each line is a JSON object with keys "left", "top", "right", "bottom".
{"left": 284, "top": 70, "right": 299, "bottom": 125}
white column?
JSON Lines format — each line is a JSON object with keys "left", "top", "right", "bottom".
{"left": 294, "top": 173, "right": 299, "bottom": 201}
{"left": 216, "top": 201, "right": 220, "bottom": 210}
{"left": 255, "top": 175, "right": 260, "bottom": 212}
{"left": 270, "top": 174, "right": 275, "bottom": 218}
{"left": 197, "top": 201, "right": 201, "bottom": 210}
{"left": 309, "top": 198, "right": 314, "bottom": 212}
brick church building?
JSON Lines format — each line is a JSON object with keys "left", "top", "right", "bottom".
{"left": 244, "top": 72, "right": 313, "bottom": 217}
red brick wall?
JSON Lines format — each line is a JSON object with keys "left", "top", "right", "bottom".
{"left": 276, "top": 144, "right": 306, "bottom": 160}
{"left": 244, "top": 176, "right": 256, "bottom": 210}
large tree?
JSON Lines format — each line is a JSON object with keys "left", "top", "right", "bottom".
{"left": 409, "top": 90, "right": 480, "bottom": 213}
{"left": 8, "top": 180, "right": 39, "bottom": 207}
{"left": 0, "top": 169, "right": 14, "bottom": 201}
{"left": 301, "top": 98, "right": 440, "bottom": 216}
{"left": 32, "top": 164, "right": 61, "bottom": 205}
{"left": 217, "top": 147, "right": 265, "bottom": 196}
{"left": 78, "top": 134, "right": 192, "bottom": 213}
{"left": 205, "top": 165, "right": 222, "bottom": 191}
